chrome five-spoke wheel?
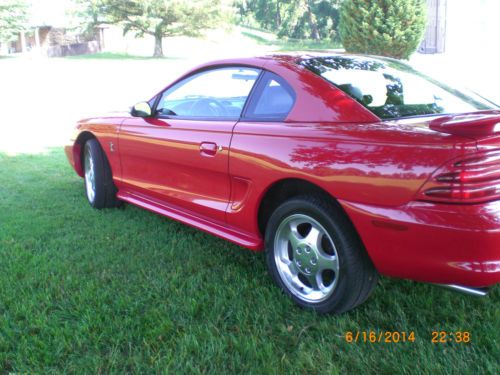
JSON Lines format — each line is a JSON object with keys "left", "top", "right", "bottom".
{"left": 265, "top": 196, "right": 378, "bottom": 314}
{"left": 274, "top": 214, "right": 339, "bottom": 303}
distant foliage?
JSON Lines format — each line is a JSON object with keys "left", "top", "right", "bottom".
{"left": 236, "top": 0, "right": 342, "bottom": 42}
{"left": 339, "top": 0, "right": 427, "bottom": 59}
{"left": 0, "top": 0, "right": 28, "bottom": 43}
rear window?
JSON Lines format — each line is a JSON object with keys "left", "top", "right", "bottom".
{"left": 253, "top": 79, "right": 294, "bottom": 117}
{"left": 299, "top": 56, "right": 497, "bottom": 120}
{"left": 243, "top": 71, "right": 296, "bottom": 120}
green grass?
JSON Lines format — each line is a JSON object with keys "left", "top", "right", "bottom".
{"left": 65, "top": 52, "right": 180, "bottom": 60}
{"left": 0, "top": 149, "right": 498, "bottom": 374}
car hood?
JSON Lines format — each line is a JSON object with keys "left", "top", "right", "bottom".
{"left": 78, "top": 110, "right": 133, "bottom": 124}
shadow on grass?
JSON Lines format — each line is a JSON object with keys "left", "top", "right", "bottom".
{"left": 241, "top": 31, "right": 273, "bottom": 45}
{"left": 241, "top": 29, "right": 342, "bottom": 51}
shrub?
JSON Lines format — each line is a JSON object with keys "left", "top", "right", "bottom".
{"left": 339, "top": 0, "right": 427, "bottom": 59}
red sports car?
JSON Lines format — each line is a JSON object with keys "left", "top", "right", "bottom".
{"left": 65, "top": 53, "right": 500, "bottom": 314}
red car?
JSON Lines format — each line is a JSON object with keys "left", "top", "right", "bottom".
{"left": 65, "top": 54, "right": 500, "bottom": 314}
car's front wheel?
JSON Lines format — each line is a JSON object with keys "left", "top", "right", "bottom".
{"left": 83, "top": 138, "right": 121, "bottom": 209}
{"left": 265, "top": 195, "right": 378, "bottom": 314}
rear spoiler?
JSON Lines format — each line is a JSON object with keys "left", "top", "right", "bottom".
{"left": 429, "top": 112, "right": 500, "bottom": 137}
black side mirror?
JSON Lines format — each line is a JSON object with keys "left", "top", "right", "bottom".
{"left": 131, "top": 102, "right": 152, "bottom": 117}
{"left": 361, "top": 94, "right": 373, "bottom": 105}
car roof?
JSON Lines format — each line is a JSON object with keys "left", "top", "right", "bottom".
{"left": 163, "top": 52, "right": 398, "bottom": 124}
{"left": 191, "top": 52, "right": 407, "bottom": 73}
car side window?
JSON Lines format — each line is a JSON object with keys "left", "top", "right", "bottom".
{"left": 244, "top": 72, "right": 295, "bottom": 120}
{"left": 156, "top": 67, "right": 261, "bottom": 119}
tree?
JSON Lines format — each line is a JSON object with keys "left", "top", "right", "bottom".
{"left": 276, "top": 1, "right": 318, "bottom": 40}
{"left": 73, "top": 0, "right": 107, "bottom": 35}
{"left": 236, "top": 0, "right": 341, "bottom": 42}
{"left": 235, "top": 0, "right": 282, "bottom": 30}
{"left": 76, "top": 0, "right": 225, "bottom": 57}
{"left": 339, "top": 0, "right": 427, "bottom": 59}
{"left": 0, "top": 0, "right": 28, "bottom": 43}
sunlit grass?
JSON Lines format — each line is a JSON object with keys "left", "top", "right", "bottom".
{"left": 65, "top": 52, "right": 182, "bottom": 60}
{"left": 0, "top": 149, "right": 498, "bottom": 373}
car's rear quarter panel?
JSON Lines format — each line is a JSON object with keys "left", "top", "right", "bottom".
{"left": 228, "top": 121, "right": 476, "bottom": 235}
{"left": 228, "top": 121, "right": 500, "bottom": 286}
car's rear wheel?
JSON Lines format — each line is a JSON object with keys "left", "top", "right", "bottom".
{"left": 83, "top": 138, "right": 121, "bottom": 209}
{"left": 265, "top": 195, "right": 378, "bottom": 314}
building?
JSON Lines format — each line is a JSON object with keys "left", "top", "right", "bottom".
{"left": 419, "top": 0, "right": 500, "bottom": 56}
{"left": 7, "top": 26, "right": 103, "bottom": 57}
{"left": 1, "top": 0, "right": 102, "bottom": 57}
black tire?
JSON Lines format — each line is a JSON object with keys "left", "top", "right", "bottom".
{"left": 83, "top": 138, "right": 121, "bottom": 209}
{"left": 265, "top": 195, "right": 378, "bottom": 314}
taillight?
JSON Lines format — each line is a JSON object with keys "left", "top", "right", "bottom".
{"left": 417, "top": 150, "right": 500, "bottom": 203}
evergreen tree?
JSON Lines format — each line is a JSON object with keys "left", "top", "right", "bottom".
{"left": 339, "top": 0, "right": 426, "bottom": 59}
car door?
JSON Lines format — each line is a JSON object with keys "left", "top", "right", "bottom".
{"left": 119, "top": 66, "right": 261, "bottom": 223}
{"left": 227, "top": 71, "right": 297, "bottom": 234}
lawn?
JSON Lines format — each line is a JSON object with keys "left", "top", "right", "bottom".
{"left": 0, "top": 149, "right": 498, "bottom": 374}
{"left": 64, "top": 52, "right": 184, "bottom": 60}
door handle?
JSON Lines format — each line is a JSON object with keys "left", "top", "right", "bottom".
{"left": 199, "top": 142, "right": 222, "bottom": 157}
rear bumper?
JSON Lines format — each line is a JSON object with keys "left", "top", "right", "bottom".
{"left": 340, "top": 199, "right": 500, "bottom": 287}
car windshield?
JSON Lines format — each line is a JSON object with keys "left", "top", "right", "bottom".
{"left": 299, "top": 56, "right": 497, "bottom": 120}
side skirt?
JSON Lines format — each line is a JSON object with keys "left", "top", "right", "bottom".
{"left": 117, "top": 190, "right": 264, "bottom": 251}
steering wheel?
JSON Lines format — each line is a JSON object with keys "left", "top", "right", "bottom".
{"left": 191, "top": 98, "right": 227, "bottom": 117}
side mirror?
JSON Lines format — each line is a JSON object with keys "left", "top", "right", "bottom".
{"left": 131, "top": 102, "right": 152, "bottom": 117}
{"left": 361, "top": 94, "right": 373, "bottom": 105}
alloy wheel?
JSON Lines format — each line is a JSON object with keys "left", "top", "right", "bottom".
{"left": 274, "top": 214, "right": 340, "bottom": 303}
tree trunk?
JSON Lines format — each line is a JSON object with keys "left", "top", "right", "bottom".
{"left": 276, "top": 1, "right": 282, "bottom": 28}
{"left": 306, "top": 1, "right": 320, "bottom": 41}
{"left": 153, "top": 32, "right": 163, "bottom": 57}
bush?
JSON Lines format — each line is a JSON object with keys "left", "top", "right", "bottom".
{"left": 339, "top": 0, "right": 427, "bottom": 59}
